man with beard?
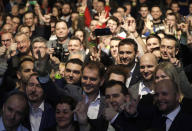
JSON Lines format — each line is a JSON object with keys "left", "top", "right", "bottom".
{"left": 16, "top": 56, "right": 34, "bottom": 92}
{"left": 129, "top": 53, "right": 158, "bottom": 99}
{"left": 60, "top": 2, "right": 72, "bottom": 27}
{"left": 47, "top": 20, "right": 70, "bottom": 62}
{"left": 25, "top": 73, "right": 56, "bottom": 131}
{"left": 23, "top": 11, "right": 51, "bottom": 40}
{"left": 118, "top": 38, "right": 142, "bottom": 88}
{"left": 150, "top": 5, "right": 164, "bottom": 33}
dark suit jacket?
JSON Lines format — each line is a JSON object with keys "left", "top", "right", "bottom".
{"left": 24, "top": 102, "right": 56, "bottom": 131}
{"left": 113, "top": 94, "right": 192, "bottom": 131}
{"left": 129, "top": 62, "right": 142, "bottom": 87}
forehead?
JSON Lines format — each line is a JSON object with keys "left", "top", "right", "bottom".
{"left": 21, "top": 61, "right": 33, "bottom": 69}
{"left": 110, "top": 40, "right": 120, "bottom": 45}
{"left": 25, "top": 13, "right": 33, "bottom": 18}
{"left": 105, "top": 84, "right": 122, "bottom": 94}
{"left": 21, "top": 27, "right": 30, "bottom": 31}
{"left": 15, "top": 34, "right": 27, "bottom": 40}
{"left": 140, "top": 7, "right": 148, "bottom": 10}
{"left": 6, "top": 96, "right": 26, "bottom": 110}
{"left": 147, "top": 37, "right": 159, "bottom": 43}
{"left": 167, "top": 15, "right": 176, "bottom": 19}
{"left": 119, "top": 44, "right": 135, "bottom": 51}
{"left": 83, "top": 67, "right": 99, "bottom": 77}
{"left": 56, "top": 22, "right": 67, "bottom": 28}
{"left": 57, "top": 103, "right": 71, "bottom": 110}
{"left": 69, "top": 39, "right": 81, "bottom": 45}
{"left": 33, "top": 42, "right": 46, "bottom": 47}
{"left": 152, "top": 7, "right": 161, "bottom": 11}
{"left": 161, "top": 38, "right": 176, "bottom": 46}
{"left": 107, "top": 19, "right": 117, "bottom": 24}
{"left": 1, "top": 33, "right": 12, "bottom": 39}
{"left": 109, "top": 73, "right": 124, "bottom": 79}
{"left": 66, "top": 63, "right": 81, "bottom": 69}
{"left": 28, "top": 75, "right": 38, "bottom": 83}
{"left": 140, "top": 55, "right": 156, "bottom": 65}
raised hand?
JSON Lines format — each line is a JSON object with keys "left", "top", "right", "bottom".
{"left": 103, "top": 103, "right": 118, "bottom": 121}
{"left": 34, "top": 50, "right": 50, "bottom": 76}
{"left": 90, "top": 46, "right": 101, "bottom": 61}
{"left": 98, "top": 11, "right": 109, "bottom": 24}
{"left": 167, "top": 51, "right": 181, "bottom": 68}
{"left": 74, "top": 95, "right": 89, "bottom": 125}
{"left": 0, "top": 45, "right": 6, "bottom": 56}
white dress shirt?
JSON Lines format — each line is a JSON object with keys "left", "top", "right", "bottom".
{"left": 138, "top": 81, "right": 154, "bottom": 98}
{"left": 164, "top": 105, "right": 181, "bottom": 131}
{"left": 86, "top": 93, "right": 101, "bottom": 119}
{"left": 30, "top": 102, "right": 44, "bottom": 131}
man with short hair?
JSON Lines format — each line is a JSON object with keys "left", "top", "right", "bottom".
{"left": 23, "top": 11, "right": 51, "bottom": 40}
{"left": 16, "top": 56, "right": 34, "bottom": 91}
{"left": 160, "top": 35, "right": 180, "bottom": 66}
{"left": 25, "top": 73, "right": 56, "bottom": 131}
{"left": 47, "top": 20, "right": 70, "bottom": 62}
{"left": 0, "top": 92, "right": 29, "bottom": 131}
{"left": 118, "top": 38, "right": 141, "bottom": 88}
{"left": 15, "top": 32, "right": 31, "bottom": 56}
{"left": 68, "top": 36, "right": 83, "bottom": 54}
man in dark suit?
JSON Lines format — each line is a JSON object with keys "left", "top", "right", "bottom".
{"left": 118, "top": 38, "right": 142, "bottom": 88}
{"left": 25, "top": 73, "right": 56, "bottom": 131}
{"left": 112, "top": 79, "right": 192, "bottom": 131}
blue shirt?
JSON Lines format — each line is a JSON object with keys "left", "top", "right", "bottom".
{"left": 0, "top": 117, "right": 29, "bottom": 131}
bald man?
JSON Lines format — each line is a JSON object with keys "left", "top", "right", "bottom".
{"left": 129, "top": 53, "right": 158, "bottom": 99}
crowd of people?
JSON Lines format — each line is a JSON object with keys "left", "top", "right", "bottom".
{"left": 0, "top": 0, "right": 192, "bottom": 131}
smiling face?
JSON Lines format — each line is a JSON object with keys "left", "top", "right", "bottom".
{"left": 56, "top": 103, "right": 73, "bottom": 129}
{"left": 155, "top": 69, "right": 170, "bottom": 83}
{"left": 118, "top": 44, "right": 137, "bottom": 67}
{"left": 160, "top": 38, "right": 177, "bottom": 60}
{"left": 154, "top": 80, "right": 180, "bottom": 114}
{"left": 140, "top": 53, "right": 157, "bottom": 81}
{"left": 15, "top": 34, "right": 30, "bottom": 55}
{"left": 105, "top": 84, "right": 127, "bottom": 111}
{"left": 81, "top": 67, "right": 101, "bottom": 95}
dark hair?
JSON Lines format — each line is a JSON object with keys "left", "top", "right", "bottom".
{"left": 105, "top": 65, "right": 127, "bottom": 83}
{"left": 139, "top": 3, "right": 149, "bottom": 9}
{"left": 163, "top": 34, "right": 180, "bottom": 49}
{"left": 18, "top": 56, "right": 34, "bottom": 71}
{"left": 24, "top": 11, "right": 35, "bottom": 18}
{"left": 104, "top": 80, "right": 129, "bottom": 95}
{"left": 69, "top": 36, "right": 82, "bottom": 44}
{"left": 107, "top": 16, "right": 120, "bottom": 27}
{"left": 111, "top": 37, "right": 122, "bottom": 41}
{"left": 31, "top": 37, "right": 47, "bottom": 48}
{"left": 51, "top": 5, "right": 62, "bottom": 18}
{"left": 56, "top": 95, "right": 77, "bottom": 110}
{"left": 118, "top": 38, "right": 138, "bottom": 52}
{"left": 82, "top": 61, "right": 105, "bottom": 79}
{"left": 146, "top": 34, "right": 161, "bottom": 44}
{"left": 65, "top": 58, "right": 83, "bottom": 67}
{"left": 150, "top": 5, "right": 161, "bottom": 12}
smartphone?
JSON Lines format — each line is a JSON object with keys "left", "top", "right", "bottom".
{"left": 93, "top": 28, "right": 112, "bottom": 36}
{"left": 29, "top": 0, "right": 37, "bottom": 5}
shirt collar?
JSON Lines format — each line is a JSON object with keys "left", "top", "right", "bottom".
{"left": 166, "top": 105, "right": 181, "bottom": 122}
{"left": 29, "top": 101, "right": 45, "bottom": 112}
{"left": 85, "top": 92, "right": 101, "bottom": 103}
{"left": 0, "top": 117, "right": 6, "bottom": 131}
{"left": 130, "top": 63, "right": 136, "bottom": 76}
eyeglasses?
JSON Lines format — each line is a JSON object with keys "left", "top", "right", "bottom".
{"left": 1, "top": 39, "right": 11, "bottom": 43}
{"left": 16, "top": 39, "right": 27, "bottom": 44}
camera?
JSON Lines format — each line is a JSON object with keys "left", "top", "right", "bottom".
{"left": 52, "top": 44, "right": 69, "bottom": 62}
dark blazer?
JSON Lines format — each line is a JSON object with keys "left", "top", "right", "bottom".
{"left": 24, "top": 102, "right": 56, "bottom": 131}
{"left": 112, "top": 94, "right": 192, "bottom": 131}
{"left": 129, "top": 62, "right": 142, "bottom": 87}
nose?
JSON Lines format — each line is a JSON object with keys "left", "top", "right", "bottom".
{"left": 110, "top": 96, "right": 114, "bottom": 103}
{"left": 69, "top": 71, "right": 73, "bottom": 77}
{"left": 144, "top": 67, "right": 148, "bottom": 72}
{"left": 85, "top": 78, "right": 91, "bottom": 85}
{"left": 10, "top": 112, "right": 16, "bottom": 120}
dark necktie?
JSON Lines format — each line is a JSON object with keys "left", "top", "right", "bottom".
{"left": 161, "top": 116, "right": 167, "bottom": 131}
